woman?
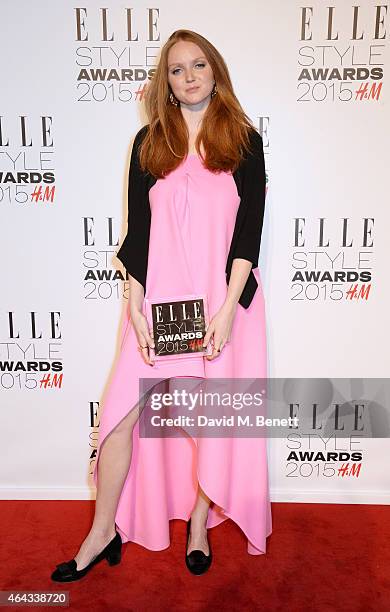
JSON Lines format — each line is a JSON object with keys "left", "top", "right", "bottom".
{"left": 51, "top": 29, "right": 271, "bottom": 581}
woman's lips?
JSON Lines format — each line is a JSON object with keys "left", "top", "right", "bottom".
{"left": 186, "top": 86, "right": 199, "bottom": 92}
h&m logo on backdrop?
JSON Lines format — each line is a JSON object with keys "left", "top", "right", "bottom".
{"left": 297, "top": 3, "right": 387, "bottom": 103}
{"left": 0, "top": 115, "right": 55, "bottom": 206}
{"left": 0, "top": 311, "right": 63, "bottom": 391}
{"left": 82, "top": 216, "right": 129, "bottom": 300}
{"left": 74, "top": 7, "right": 161, "bottom": 103}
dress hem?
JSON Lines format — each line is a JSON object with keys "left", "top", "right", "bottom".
{"left": 114, "top": 516, "right": 273, "bottom": 556}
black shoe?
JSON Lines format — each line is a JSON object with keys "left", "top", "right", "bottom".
{"left": 185, "top": 518, "right": 212, "bottom": 575}
{"left": 51, "top": 530, "right": 122, "bottom": 582}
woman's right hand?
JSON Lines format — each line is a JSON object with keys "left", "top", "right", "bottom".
{"left": 130, "top": 307, "right": 155, "bottom": 366}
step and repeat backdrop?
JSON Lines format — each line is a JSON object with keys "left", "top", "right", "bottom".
{"left": 1, "top": 1, "right": 389, "bottom": 504}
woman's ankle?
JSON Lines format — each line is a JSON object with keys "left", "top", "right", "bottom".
{"left": 89, "top": 523, "right": 116, "bottom": 538}
{"left": 190, "top": 513, "right": 208, "bottom": 530}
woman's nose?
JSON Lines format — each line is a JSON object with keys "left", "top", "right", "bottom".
{"left": 185, "top": 70, "right": 195, "bottom": 82}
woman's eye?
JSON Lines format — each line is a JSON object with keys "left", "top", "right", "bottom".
{"left": 195, "top": 63, "right": 206, "bottom": 68}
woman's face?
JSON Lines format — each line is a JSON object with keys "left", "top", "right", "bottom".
{"left": 167, "top": 40, "right": 215, "bottom": 108}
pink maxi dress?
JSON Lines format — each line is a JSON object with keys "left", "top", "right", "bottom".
{"left": 93, "top": 153, "right": 272, "bottom": 555}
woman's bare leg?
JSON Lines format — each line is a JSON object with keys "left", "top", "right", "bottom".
{"left": 73, "top": 406, "right": 140, "bottom": 571}
{"left": 187, "top": 484, "right": 211, "bottom": 555}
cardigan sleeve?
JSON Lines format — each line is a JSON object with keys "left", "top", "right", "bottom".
{"left": 232, "top": 129, "right": 266, "bottom": 269}
{"left": 116, "top": 125, "right": 150, "bottom": 292}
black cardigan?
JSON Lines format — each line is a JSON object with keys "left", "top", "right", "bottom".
{"left": 117, "top": 124, "right": 266, "bottom": 309}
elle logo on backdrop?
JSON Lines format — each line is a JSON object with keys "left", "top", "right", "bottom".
{"left": 297, "top": 4, "right": 387, "bottom": 103}
{"left": 73, "top": 7, "right": 162, "bottom": 102}
{"left": 0, "top": 115, "right": 56, "bottom": 205}
{"left": 81, "top": 216, "right": 130, "bottom": 301}
{"left": 0, "top": 311, "right": 63, "bottom": 391}
{"left": 291, "top": 217, "right": 374, "bottom": 303}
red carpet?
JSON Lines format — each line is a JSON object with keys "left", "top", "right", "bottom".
{"left": 1, "top": 501, "right": 389, "bottom": 611}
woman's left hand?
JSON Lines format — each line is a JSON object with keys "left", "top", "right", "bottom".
{"left": 203, "top": 300, "right": 237, "bottom": 360}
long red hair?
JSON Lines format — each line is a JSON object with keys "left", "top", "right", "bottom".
{"left": 139, "top": 29, "right": 257, "bottom": 179}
